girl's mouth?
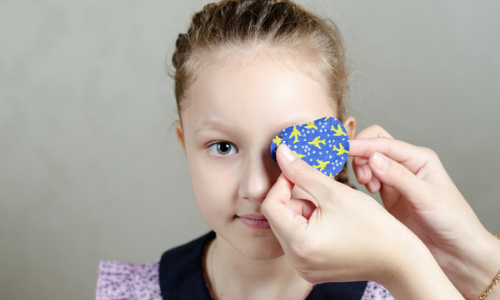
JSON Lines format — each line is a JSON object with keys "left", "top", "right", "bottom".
{"left": 236, "top": 215, "right": 271, "bottom": 230}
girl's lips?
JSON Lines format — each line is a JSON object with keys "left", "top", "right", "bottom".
{"left": 237, "top": 215, "right": 271, "bottom": 230}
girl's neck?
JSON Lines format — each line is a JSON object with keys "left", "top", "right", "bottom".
{"left": 205, "top": 236, "right": 313, "bottom": 300}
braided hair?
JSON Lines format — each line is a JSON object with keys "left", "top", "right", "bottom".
{"left": 172, "top": 0, "right": 353, "bottom": 187}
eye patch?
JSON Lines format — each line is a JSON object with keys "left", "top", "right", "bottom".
{"left": 270, "top": 117, "right": 350, "bottom": 177}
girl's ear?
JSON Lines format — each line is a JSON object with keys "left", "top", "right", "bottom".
{"left": 175, "top": 122, "right": 186, "bottom": 152}
{"left": 343, "top": 116, "right": 356, "bottom": 140}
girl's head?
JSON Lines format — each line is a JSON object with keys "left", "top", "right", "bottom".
{"left": 173, "top": 0, "right": 350, "bottom": 123}
{"left": 173, "top": 0, "right": 355, "bottom": 259}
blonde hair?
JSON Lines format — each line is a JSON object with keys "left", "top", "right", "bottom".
{"left": 171, "top": 0, "right": 352, "bottom": 186}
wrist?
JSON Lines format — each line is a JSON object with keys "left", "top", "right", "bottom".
{"left": 442, "top": 229, "right": 500, "bottom": 298}
{"left": 382, "top": 236, "right": 461, "bottom": 300}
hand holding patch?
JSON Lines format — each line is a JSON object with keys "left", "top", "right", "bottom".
{"left": 270, "top": 117, "right": 350, "bottom": 177}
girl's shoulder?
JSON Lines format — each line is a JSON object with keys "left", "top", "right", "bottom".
{"left": 95, "top": 260, "right": 161, "bottom": 300}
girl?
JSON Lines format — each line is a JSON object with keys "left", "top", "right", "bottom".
{"left": 96, "top": 0, "right": 485, "bottom": 299}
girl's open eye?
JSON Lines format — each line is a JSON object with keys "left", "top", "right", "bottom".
{"left": 208, "top": 142, "right": 237, "bottom": 156}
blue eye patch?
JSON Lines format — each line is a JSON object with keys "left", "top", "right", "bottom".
{"left": 270, "top": 116, "right": 350, "bottom": 177}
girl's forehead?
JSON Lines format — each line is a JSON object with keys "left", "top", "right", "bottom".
{"left": 184, "top": 103, "right": 337, "bottom": 142}
{"left": 182, "top": 53, "right": 336, "bottom": 127}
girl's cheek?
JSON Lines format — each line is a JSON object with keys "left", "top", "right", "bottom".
{"left": 188, "top": 150, "right": 240, "bottom": 182}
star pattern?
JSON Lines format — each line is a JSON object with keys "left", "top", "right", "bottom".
{"left": 270, "top": 117, "right": 350, "bottom": 177}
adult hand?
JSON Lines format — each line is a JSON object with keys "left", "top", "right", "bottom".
{"left": 262, "top": 144, "right": 460, "bottom": 300}
{"left": 350, "top": 125, "right": 500, "bottom": 298}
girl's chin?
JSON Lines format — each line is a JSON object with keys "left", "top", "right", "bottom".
{"left": 216, "top": 233, "right": 285, "bottom": 260}
{"left": 233, "top": 239, "right": 285, "bottom": 260}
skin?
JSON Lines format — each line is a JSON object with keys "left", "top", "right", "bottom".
{"left": 175, "top": 49, "right": 354, "bottom": 300}
{"left": 263, "top": 144, "right": 463, "bottom": 299}
{"left": 174, "top": 46, "right": 498, "bottom": 299}
{"left": 350, "top": 125, "right": 500, "bottom": 299}
{"left": 263, "top": 124, "right": 500, "bottom": 299}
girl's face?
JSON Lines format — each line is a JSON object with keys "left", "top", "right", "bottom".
{"left": 177, "top": 51, "right": 354, "bottom": 260}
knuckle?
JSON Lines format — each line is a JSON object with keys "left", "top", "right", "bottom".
{"left": 426, "top": 148, "right": 438, "bottom": 159}
{"left": 420, "top": 147, "right": 439, "bottom": 161}
{"left": 358, "top": 124, "right": 393, "bottom": 140}
{"left": 369, "top": 124, "right": 388, "bottom": 137}
{"left": 369, "top": 124, "right": 383, "bottom": 132}
{"left": 391, "top": 164, "right": 406, "bottom": 181}
{"left": 291, "top": 160, "right": 311, "bottom": 176}
{"left": 358, "top": 124, "right": 382, "bottom": 138}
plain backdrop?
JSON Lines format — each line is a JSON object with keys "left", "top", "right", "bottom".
{"left": 1, "top": 0, "right": 499, "bottom": 299}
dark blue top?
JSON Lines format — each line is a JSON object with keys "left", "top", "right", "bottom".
{"left": 159, "top": 231, "right": 368, "bottom": 300}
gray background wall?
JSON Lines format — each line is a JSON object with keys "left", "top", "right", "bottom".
{"left": 1, "top": 0, "right": 499, "bottom": 299}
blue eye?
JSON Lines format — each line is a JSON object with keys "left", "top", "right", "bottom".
{"left": 209, "top": 142, "right": 237, "bottom": 156}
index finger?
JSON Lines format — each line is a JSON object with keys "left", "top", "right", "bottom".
{"left": 349, "top": 138, "right": 430, "bottom": 174}
{"left": 351, "top": 125, "right": 394, "bottom": 166}
{"left": 355, "top": 124, "right": 394, "bottom": 139}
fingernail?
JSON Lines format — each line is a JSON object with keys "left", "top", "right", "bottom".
{"left": 366, "top": 179, "right": 375, "bottom": 192}
{"left": 356, "top": 166, "right": 364, "bottom": 179}
{"left": 279, "top": 144, "right": 297, "bottom": 162}
{"left": 372, "top": 153, "right": 388, "bottom": 172}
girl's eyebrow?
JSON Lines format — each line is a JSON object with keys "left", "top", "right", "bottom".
{"left": 284, "top": 118, "right": 313, "bottom": 127}
{"left": 194, "top": 119, "right": 233, "bottom": 137}
{"left": 193, "top": 117, "right": 326, "bottom": 137}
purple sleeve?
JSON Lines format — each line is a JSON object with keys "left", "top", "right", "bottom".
{"left": 95, "top": 260, "right": 161, "bottom": 300}
{"left": 360, "top": 281, "right": 394, "bottom": 300}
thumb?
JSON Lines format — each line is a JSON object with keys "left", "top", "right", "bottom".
{"left": 369, "top": 152, "right": 425, "bottom": 200}
{"left": 262, "top": 174, "right": 309, "bottom": 245}
{"left": 275, "top": 144, "right": 340, "bottom": 208}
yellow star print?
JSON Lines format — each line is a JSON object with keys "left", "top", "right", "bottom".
{"left": 304, "top": 121, "right": 318, "bottom": 130}
{"left": 331, "top": 124, "right": 347, "bottom": 136}
{"left": 313, "top": 160, "right": 330, "bottom": 172}
{"left": 308, "top": 136, "right": 326, "bottom": 149}
{"left": 293, "top": 151, "right": 306, "bottom": 159}
{"left": 289, "top": 126, "right": 301, "bottom": 143}
{"left": 333, "top": 143, "right": 349, "bottom": 155}
{"left": 273, "top": 135, "right": 282, "bottom": 147}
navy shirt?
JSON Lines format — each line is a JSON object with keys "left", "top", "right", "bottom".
{"left": 159, "top": 231, "right": 368, "bottom": 300}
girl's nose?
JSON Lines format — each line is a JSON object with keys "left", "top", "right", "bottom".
{"left": 238, "top": 151, "right": 280, "bottom": 203}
